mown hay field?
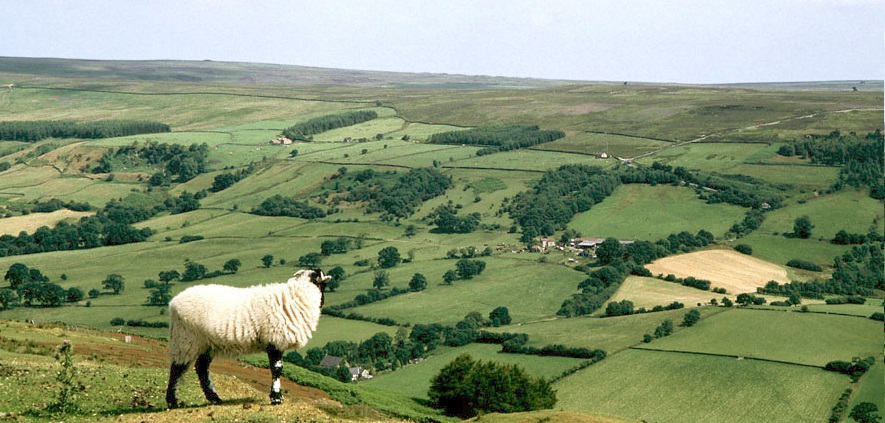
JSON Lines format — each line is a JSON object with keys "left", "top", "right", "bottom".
{"left": 645, "top": 249, "right": 789, "bottom": 293}
{"left": 641, "top": 308, "right": 881, "bottom": 366}
{"left": 0, "top": 209, "right": 93, "bottom": 236}
{"left": 554, "top": 348, "right": 847, "bottom": 423}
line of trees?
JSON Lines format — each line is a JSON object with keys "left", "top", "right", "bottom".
{"left": 508, "top": 164, "right": 621, "bottom": 241}
{"left": 251, "top": 195, "right": 327, "bottom": 219}
{"left": 0, "top": 120, "right": 170, "bottom": 142}
{"left": 428, "top": 124, "right": 566, "bottom": 156}
{"left": 325, "top": 167, "right": 453, "bottom": 221}
{"left": 89, "top": 142, "right": 209, "bottom": 186}
{"left": 778, "top": 130, "right": 884, "bottom": 199}
{"left": 281, "top": 110, "right": 378, "bottom": 141}
{"left": 209, "top": 162, "right": 257, "bottom": 192}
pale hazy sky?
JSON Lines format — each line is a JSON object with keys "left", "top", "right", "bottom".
{"left": 1, "top": 0, "right": 882, "bottom": 83}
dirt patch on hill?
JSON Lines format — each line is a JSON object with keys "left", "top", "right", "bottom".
{"left": 73, "top": 330, "right": 328, "bottom": 402}
{"left": 0, "top": 209, "right": 94, "bottom": 236}
{"left": 645, "top": 249, "right": 789, "bottom": 293}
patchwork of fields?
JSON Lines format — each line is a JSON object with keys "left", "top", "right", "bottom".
{"left": 0, "top": 59, "right": 881, "bottom": 423}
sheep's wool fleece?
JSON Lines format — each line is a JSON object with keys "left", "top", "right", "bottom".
{"left": 168, "top": 272, "right": 322, "bottom": 364}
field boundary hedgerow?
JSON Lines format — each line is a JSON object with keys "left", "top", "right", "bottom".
{"left": 629, "top": 345, "right": 825, "bottom": 369}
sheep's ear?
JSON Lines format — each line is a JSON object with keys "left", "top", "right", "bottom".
{"left": 318, "top": 271, "right": 331, "bottom": 283}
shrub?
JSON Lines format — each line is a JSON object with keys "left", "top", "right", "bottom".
{"left": 110, "top": 317, "right": 125, "bottom": 326}
{"left": 786, "top": 259, "right": 822, "bottom": 272}
{"left": 734, "top": 244, "right": 753, "bottom": 255}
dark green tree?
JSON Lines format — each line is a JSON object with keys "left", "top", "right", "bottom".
{"left": 0, "top": 288, "right": 19, "bottom": 310}
{"left": 428, "top": 354, "right": 556, "bottom": 418}
{"left": 4, "top": 263, "right": 30, "bottom": 289}
{"left": 455, "top": 259, "right": 486, "bottom": 280}
{"left": 793, "top": 215, "right": 814, "bottom": 239}
{"left": 378, "top": 246, "right": 401, "bottom": 268}
{"left": 147, "top": 283, "right": 172, "bottom": 306}
{"left": 443, "top": 270, "right": 458, "bottom": 285}
{"left": 262, "top": 254, "right": 275, "bottom": 268}
{"left": 327, "top": 266, "right": 346, "bottom": 291}
{"left": 489, "top": 306, "right": 512, "bottom": 327}
{"left": 66, "top": 287, "right": 84, "bottom": 303}
{"left": 182, "top": 261, "right": 207, "bottom": 282}
{"left": 297, "top": 252, "right": 323, "bottom": 268}
{"left": 158, "top": 270, "right": 180, "bottom": 284}
{"left": 101, "top": 274, "right": 125, "bottom": 294}
{"left": 596, "top": 238, "right": 624, "bottom": 265}
{"left": 682, "top": 309, "right": 701, "bottom": 327}
{"left": 223, "top": 259, "right": 241, "bottom": 274}
{"left": 850, "top": 402, "right": 881, "bottom": 423}
{"left": 409, "top": 273, "right": 427, "bottom": 291}
{"left": 372, "top": 270, "right": 390, "bottom": 290}
{"left": 654, "top": 319, "right": 674, "bottom": 338}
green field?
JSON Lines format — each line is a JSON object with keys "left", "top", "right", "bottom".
{"left": 488, "top": 307, "right": 724, "bottom": 354}
{"left": 0, "top": 58, "right": 881, "bottom": 423}
{"left": 532, "top": 132, "right": 671, "bottom": 158}
{"left": 363, "top": 343, "right": 584, "bottom": 399}
{"left": 349, "top": 256, "right": 584, "bottom": 325}
{"left": 641, "top": 308, "right": 881, "bottom": 366}
{"left": 555, "top": 348, "right": 848, "bottom": 423}
{"left": 569, "top": 184, "right": 747, "bottom": 240}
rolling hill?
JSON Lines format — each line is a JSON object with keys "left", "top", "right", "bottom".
{"left": 0, "top": 57, "right": 881, "bottom": 423}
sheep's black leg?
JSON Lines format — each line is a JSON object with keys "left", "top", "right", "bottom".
{"left": 267, "top": 344, "right": 284, "bottom": 405}
{"left": 166, "top": 362, "right": 188, "bottom": 409}
{"left": 195, "top": 351, "right": 222, "bottom": 405}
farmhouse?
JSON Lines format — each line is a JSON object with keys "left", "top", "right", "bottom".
{"left": 349, "top": 366, "right": 372, "bottom": 381}
{"left": 269, "top": 137, "right": 293, "bottom": 145}
{"left": 319, "top": 355, "right": 346, "bottom": 368}
{"left": 540, "top": 238, "right": 556, "bottom": 249}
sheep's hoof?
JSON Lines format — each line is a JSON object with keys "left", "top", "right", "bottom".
{"left": 167, "top": 400, "right": 184, "bottom": 409}
{"left": 270, "top": 397, "right": 282, "bottom": 405}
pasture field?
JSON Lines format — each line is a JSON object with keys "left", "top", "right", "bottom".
{"left": 0, "top": 209, "right": 93, "bottom": 235}
{"left": 802, "top": 302, "right": 883, "bottom": 317}
{"left": 312, "top": 117, "right": 405, "bottom": 142}
{"left": 4, "top": 87, "right": 363, "bottom": 131}
{"left": 849, "top": 361, "right": 885, "bottom": 417}
{"left": 554, "top": 348, "right": 848, "bottom": 423}
{"left": 487, "top": 307, "right": 724, "bottom": 354}
{"left": 724, "top": 163, "right": 839, "bottom": 190}
{"left": 385, "top": 121, "right": 470, "bottom": 141}
{"left": 568, "top": 184, "right": 746, "bottom": 240}
{"left": 531, "top": 132, "right": 671, "bottom": 158}
{"left": 645, "top": 249, "right": 789, "bottom": 293}
{"left": 736, "top": 232, "right": 851, "bottom": 269}
{"left": 641, "top": 308, "right": 881, "bottom": 366}
{"left": 604, "top": 276, "right": 732, "bottom": 310}
{"left": 348, "top": 256, "right": 585, "bottom": 325}
{"left": 446, "top": 148, "right": 612, "bottom": 172}
{"left": 363, "top": 343, "right": 584, "bottom": 399}
{"left": 756, "top": 189, "right": 883, "bottom": 240}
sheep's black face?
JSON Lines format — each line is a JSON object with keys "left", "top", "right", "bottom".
{"left": 309, "top": 269, "right": 330, "bottom": 307}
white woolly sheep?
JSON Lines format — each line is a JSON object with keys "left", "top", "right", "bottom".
{"left": 165, "top": 269, "right": 330, "bottom": 408}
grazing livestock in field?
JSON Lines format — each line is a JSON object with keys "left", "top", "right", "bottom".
{"left": 165, "top": 269, "right": 329, "bottom": 408}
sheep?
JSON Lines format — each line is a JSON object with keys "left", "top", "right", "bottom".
{"left": 165, "top": 269, "right": 330, "bottom": 409}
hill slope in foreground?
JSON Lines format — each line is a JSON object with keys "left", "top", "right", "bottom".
{"left": 0, "top": 321, "right": 629, "bottom": 423}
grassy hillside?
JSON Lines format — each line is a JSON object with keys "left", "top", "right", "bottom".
{"left": 0, "top": 58, "right": 881, "bottom": 423}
